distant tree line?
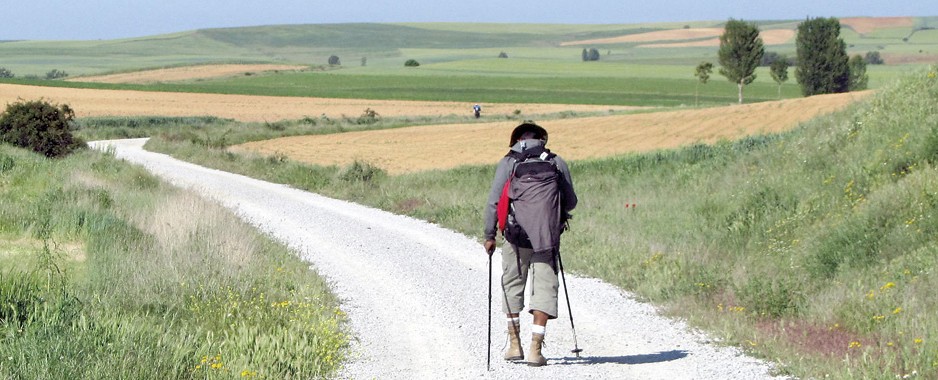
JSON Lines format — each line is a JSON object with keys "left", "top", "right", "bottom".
{"left": 0, "top": 67, "right": 73, "bottom": 80}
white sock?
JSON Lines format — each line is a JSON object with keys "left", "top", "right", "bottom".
{"left": 507, "top": 317, "right": 520, "bottom": 328}
{"left": 531, "top": 325, "right": 546, "bottom": 336}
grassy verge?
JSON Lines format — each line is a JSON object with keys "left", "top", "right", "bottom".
{"left": 0, "top": 146, "right": 347, "bottom": 378}
{"left": 139, "top": 67, "right": 938, "bottom": 379}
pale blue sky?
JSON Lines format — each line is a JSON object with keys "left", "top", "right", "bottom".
{"left": 3, "top": 0, "right": 936, "bottom": 41}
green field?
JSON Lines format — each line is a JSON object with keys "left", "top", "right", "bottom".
{"left": 1, "top": 19, "right": 935, "bottom": 109}
{"left": 3, "top": 18, "right": 938, "bottom": 379}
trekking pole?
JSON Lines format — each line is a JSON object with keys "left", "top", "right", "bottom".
{"left": 556, "top": 248, "right": 583, "bottom": 358}
{"left": 487, "top": 250, "right": 493, "bottom": 371}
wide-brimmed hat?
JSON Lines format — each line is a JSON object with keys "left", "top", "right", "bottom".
{"left": 509, "top": 120, "right": 548, "bottom": 147}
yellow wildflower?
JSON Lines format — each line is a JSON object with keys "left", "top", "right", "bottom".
{"left": 914, "top": 338, "right": 924, "bottom": 344}
{"left": 849, "top": 341, "right": 862, "bottom": 349}
{"left": 881, "top": 282, "right": 896, "bottom": 291}
{"left": 893, "top": 307, "right": 903, "bottom": 315}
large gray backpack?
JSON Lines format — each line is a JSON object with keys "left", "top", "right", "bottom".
{"left": 500, "top": 145, "right": 563, "bottom": 254}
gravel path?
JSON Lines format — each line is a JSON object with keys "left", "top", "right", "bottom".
{"left": 91, "top": 138, "right": 788, "bottom": 380}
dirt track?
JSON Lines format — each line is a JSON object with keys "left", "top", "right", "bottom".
{"left": 93, "top": 138, "right": 788, "bottom": 380}
{"left": 0, "top": 83, "right": 639, "bottom": 122}
{"left": 233, "top": 91, "right": 872, "bottom": 174}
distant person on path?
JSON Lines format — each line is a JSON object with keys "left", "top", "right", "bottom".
{"left": 483, "top": 121, "right": 577, "bottom": 366}
{"left": 473, "top": 104, "right": 482, "bottom": 118}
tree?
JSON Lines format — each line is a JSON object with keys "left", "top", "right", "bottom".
{"left": 328, "top": 55, "right": 341, "bottom": 65}
{"left": 796, "top": 17, "right": 850, "bottom": 96}
{"left": 0, "top": 100, "right": 85, "bottom": 158}
{"left": 0, "top": 67, "right": 13, "bottom": 78}
{"left": 404, "top": 59, "right": 420, "bottom": 67}
{"left": 581, "top": 48, "right": 600, "bottom": 62}
{"left": 718, "top": 19, "right": 765, "bottom": 104}
{"left": 848, "top": 54, "right": 869, "bottom": 91}
{"left": 694, "top": 61, "right": 713, "bottom": 107}
{"left": 761, "top": 51, "right": 785, "bottom": 66}
{"left": 45, "top": 69, "right": 68, "bottom": 80}
{"left": 498, "top": 52, "right": 509, "bottom": 59}
{"left": 588, "top": 48, "right": 600, "bottom": 61}
{"left": 361, "top": 57, "right": 367, "bottom": 67}
{"left": 770, "top": 58, "right": 790, "bottom": 99}
{"left": 865, "top": 51, "right": 884, "bottom": 65}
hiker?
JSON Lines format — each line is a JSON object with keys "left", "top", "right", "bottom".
{"left": 473, "top": 104, "right": 482, "bottom": 118}
{"left": 483, "top": 121, "right": 577, "bottom": 366}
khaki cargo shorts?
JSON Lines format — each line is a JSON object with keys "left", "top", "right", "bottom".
{"left": 500, "top": 242, "right": 559, "bottom": 318}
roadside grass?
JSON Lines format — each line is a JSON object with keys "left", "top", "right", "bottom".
{"left": 0, "top": 145, "right": 347, "bottom": 378}
{"left": 140, "top": 67, "right": 938, "bottom": 379}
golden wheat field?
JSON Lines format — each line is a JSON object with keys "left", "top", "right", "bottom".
{"left": 69, "top": 64, "right": 309, "bottom": 84}
{"left": 561, "top": 28, "right": 796, "bottom": 47}
{"left": 0, "top": 83, "right": 639, "bottom": 122}
{"left": 232, "top": 91, "right": 872, "bottom": 174}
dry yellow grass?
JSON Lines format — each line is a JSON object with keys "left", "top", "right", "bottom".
{"left": 232, "top": 91, "right": 872, "bottom": 174}
{"left": 68, "top": 64, "right": 309, "bottom": 84}
{"left": 563, "top": 28, "right": 794, "bottom": 47}
{"left": 639, "top": 29, "right": 795, "bottom": 48}
{"left": 561, "top": 28, "right": 724, "bottom": 46}
{"left": 0, "top": 83, "right": 640, "bottom": 122}
{"left": 841, "top": 17, "right": 915, "bottom": 35}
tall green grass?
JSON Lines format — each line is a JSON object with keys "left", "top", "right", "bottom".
{"left": 145, "top": 67, "right": 938, "bottom": 379}
{"left": 0, "top": 146, "right": 347, "bottom": 378}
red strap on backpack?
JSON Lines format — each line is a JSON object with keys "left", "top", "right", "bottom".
{"left": 496, "top": 178, "right": 511, "bottom": 232}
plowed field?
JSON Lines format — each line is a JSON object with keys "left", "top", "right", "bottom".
{"left": 232, "top": 91, "right": 872, "bottom": 174}
{"left": 0, "top": 83, "right": 639, "bottom": 122}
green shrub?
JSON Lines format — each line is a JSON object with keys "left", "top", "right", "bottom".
{"left": 734, "top": 276, "right": 803, "bottom": 318}
{"left": 404, "top": 59, "right": 420, "bottom": 67}
{"left": 0, "top": 100, "right": 86, "bottom": 158}
{"left": 356, "top": 108, "right": 380, "bottom": 125}
{"left": 339, "top": 160, "right": 385, "bottom": 183}
{"left": 0, "top": 67, "right": 13, "bottom": 78}
{"left": 45, "top": 69, "right": 68, "bottom": 80}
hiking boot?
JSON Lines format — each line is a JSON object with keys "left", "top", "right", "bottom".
{"left": 504, "top": 324, "right": 524, "bottom": 361}
{"left": 526, "top": 333, "right": 547, "bottom": 366}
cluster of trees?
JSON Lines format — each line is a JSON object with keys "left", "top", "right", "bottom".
{"left": 0, "top": 67, "right": 13, "bottom": 78}
{"left": 581, "top": 48, "right": 601, "bottom": 62}
{"left": 700, "top": 17, "right": 873, "bottom": 104}
{"left": 45, "top": 69, "right": 68, "bottom": 79}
